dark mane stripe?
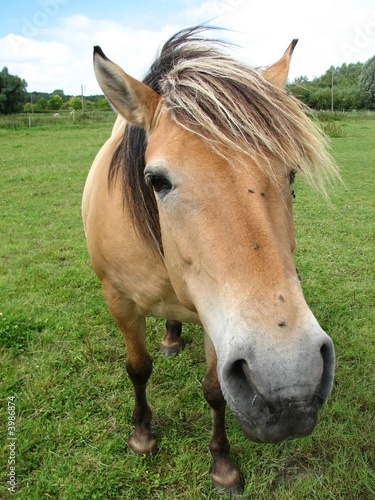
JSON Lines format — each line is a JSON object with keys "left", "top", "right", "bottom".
{"left": 109, "top": 123, "right": 161, "bottom": 251}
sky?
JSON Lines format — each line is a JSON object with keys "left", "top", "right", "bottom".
{"left": 0, "top": 0, "right": 374, "bottom": 96}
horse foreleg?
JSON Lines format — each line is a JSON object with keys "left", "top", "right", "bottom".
{"left": 202, "top": 333, "right": 243, "bottom": 496}
{"left": 160, "top": 320, "right": 183, "bottom": 356}
{"left": 102, "top": 282, "right": 156, "bottom": 455}
{"left": 126, "top": 346, "right": 156, "bottom": 455}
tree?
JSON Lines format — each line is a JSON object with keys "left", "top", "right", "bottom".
{"left": 84, "top": 100, "right": 95, "bottom": 110}
{"left": 335, "top": 85, "right": 362, "bottom": 110}
{"left": 34, "top": 98, "right": 48, "bottom": 112}
{"left": 47, "top": 94, "right": 63, "bottom": 110}
{"left": 0, "top": 67, "right": 27, "bottom": 114}
{"left": 311, "top": 87, "right": 332, "bottom": 110}
{"left": 288, "top": 61, "right": 367, "bottom": 110}
{"left": 359, "top": 55, "right": 375, "bottom": 109}
{"left": 67, "top": 96, "right": 82, "bottom": 110}
{"left": 96, "top": 97, "right": 110, "bottom": 110}
{"left": 23, "top": 102, "right": 33, "bottom": 112}
{"left": 52, "top": 89, "right": 65, "bottom": 99}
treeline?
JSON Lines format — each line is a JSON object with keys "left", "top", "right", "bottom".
{"left": 287, "top": 57, "right": 374, "bottom": 110}
{"left": 23, "top": 89, "right": 111, "bottom": 113}
{"left": 0, "top": 67, "right": 111, "bottom": 114}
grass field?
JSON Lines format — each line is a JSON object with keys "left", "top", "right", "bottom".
{"left": 1, "top": 113, "right": 374, "bottom": 499}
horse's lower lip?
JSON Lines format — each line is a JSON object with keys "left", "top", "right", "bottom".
{"left": 219, "top": 361, "right": 319, "bottom": 443}
{"left": 228, "top": 393, "right": 319, "bottom": 443}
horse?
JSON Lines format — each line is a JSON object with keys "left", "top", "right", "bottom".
{"left": 82, "top": 26, "right": 337, "bottom": 496}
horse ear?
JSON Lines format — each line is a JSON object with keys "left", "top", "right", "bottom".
{"left": 262, "top": 39, "right": 298, "bottom": 88}
{"left": 93, "top": 46, "right": 160, "bottom": 130}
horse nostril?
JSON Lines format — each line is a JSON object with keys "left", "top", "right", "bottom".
{"left": 228, "top": 359, "right": 249, "bottom": 387}
{"left": 231, "top": 359, "right": 249, "bottom": 378}
{"left": 317, "top": 340, "right": 335, "bottom": 405}
{"left": 225, "top": 359, "right": 258, "bottom": 404}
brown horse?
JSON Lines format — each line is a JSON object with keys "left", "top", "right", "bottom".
{"left": 82, "top": 27, "right": 337, "bottom": 496}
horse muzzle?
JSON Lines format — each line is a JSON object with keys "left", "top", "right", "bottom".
{"left": 217, "top": 332, "right": 335, "bottom": 444}
{"left": 224, "top": 363, "right": 320, "bottom": 443}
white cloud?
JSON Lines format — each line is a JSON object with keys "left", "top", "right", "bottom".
{"left": 180, "top": 0, "right": 375, "bottom": 80}
{"left": 0, "top": 34, "right": 73, "bottom": 91}
{"left": 0, "top": 15, "right": 182, "bottom": 95}
{"left": 1, "top": 34, "right": 69, "bottom": 63}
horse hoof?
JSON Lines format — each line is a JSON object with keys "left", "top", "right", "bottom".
{"left": 213, "top": 477, "right": 244, "bottom": 498}
{"left": 160, "top": 344, "right": 183, "bottom": 357}
{"left": 128, "top": 430, "right": 157, "bottom": 456}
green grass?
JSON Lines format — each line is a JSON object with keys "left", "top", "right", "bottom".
{"left": 1, "top": 116, "right": 374, "bottom": 499}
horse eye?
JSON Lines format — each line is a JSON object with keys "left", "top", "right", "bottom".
{"left": 145, "top": 174, "right": 172, "bottom": 194}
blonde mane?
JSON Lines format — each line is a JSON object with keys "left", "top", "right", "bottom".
{"left": 158, "top": 31, "right": 337, "bottom": 192}
{"left": 110, "top": 26, "right": 338, "bottom": 252}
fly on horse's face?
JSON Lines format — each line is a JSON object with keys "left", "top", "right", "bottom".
{"left": 84, "top": 27, "right": 337, "bottom": 495}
